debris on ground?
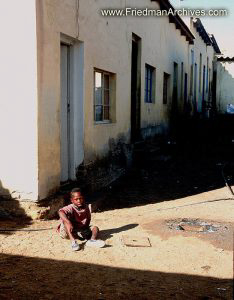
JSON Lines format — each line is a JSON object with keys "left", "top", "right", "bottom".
{"left": 122, "top": 235, "right": 151, "bottom": 247}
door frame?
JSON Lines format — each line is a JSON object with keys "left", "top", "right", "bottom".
{"left": 60, "top": 35, "right": 84, "bottom": 182}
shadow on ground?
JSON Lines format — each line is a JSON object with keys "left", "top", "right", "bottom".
{"left": 99, "top": 223, "right": 138, "bottom": 241}
{"left": 93, "top": 117, "right": 234, "bottom": 211}
{"left": 0, "top": 181, "right": 32, "bottom": 235}
{"left": 0, "top": 253, "right": 232, "bottom": 300}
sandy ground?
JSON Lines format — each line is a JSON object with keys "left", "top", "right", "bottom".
{"left": 1, "top": 129, "right": 234, "bottom": 299}
{"left": 0, "top": 186, "right": 233, "bottom": 299}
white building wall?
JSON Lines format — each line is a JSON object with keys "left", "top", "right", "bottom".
{"left": 0, "top": 1, "right": 221, "bottom": 201}
{"left": 0, "top": 0, "right": 38, "bottom": 200}
{"left": 36, "top": 0, "right": 79, "bottom": 198}
{"left": 79, "top": 0, "right": 191, "bottom": 143}
{"left": 189, "top": 19, "right": 215, "bottom": 114}
{"left": 36, "top": 0, "right": 193, "bottom": 199}
{"left": 216, "top": 62, "right": 234, "bottom": 114}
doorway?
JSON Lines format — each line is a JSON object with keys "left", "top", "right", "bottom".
{"left": 60, "top": 41, "right": 84, "bottom": 182}
{"left": 172, "top": 62, "right": 178, "bottom": 114}
{"left": 131, "top": 34, "right": 141, "bottom": 143}
{"left": 202, "top": 65, "right": 206, "bottom": 112}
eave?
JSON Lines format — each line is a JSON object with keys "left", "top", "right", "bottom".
{"left": 193, "top": 18, "right": 211, "bottom": 46}
{"left": 217, "top": 57, "right": 234, "bottom": 62}
{"left": 151, "top": 0, "right": 195, "bottom": 44}
{"left": 209, "top": 34, "right": 222, "bottom": 54}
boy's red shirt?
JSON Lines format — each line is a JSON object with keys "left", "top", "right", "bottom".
{"left": 57, "top": 203, "right": 91, "bottom": 231}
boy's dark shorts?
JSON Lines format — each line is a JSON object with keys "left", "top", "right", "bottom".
{"left": 59, "top": 222, "right": 92, "bottom": 240}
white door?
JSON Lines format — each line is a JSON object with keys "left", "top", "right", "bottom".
{"left": 60, "top": 41, "right": 84, "bottom": 183}
{"left": 60, "top": 44, "right": 71, "bottom": 182}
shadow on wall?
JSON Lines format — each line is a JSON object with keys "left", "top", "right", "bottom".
{"left": 77, "top": 133, "right": 133, "bottom": 191}
{"left": 0, "top": 253, "right": 232, "bottom": 299}
{"left": 0, "top": 180, "right": 32, "bottom": 235}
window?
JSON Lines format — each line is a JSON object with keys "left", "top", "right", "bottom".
{"left": 199, "top": 53, "right": 202, "bottom": 93}
{"left": 206, "top": 57, "right": 209, "bottom": 93}
{"left": 94, "top": 70, "right": 115, "bottom": 122}
{"left": 173, "top": 62, "right": 178, "bottom": 102}
{"left": 163, "top": 72, "right": 170, "bottom": 104}
{"left": 190, "top": 50, "right": 194, "bottom": 96}
{"left": 180, "top": 62, "right": 184, "bottom": 102}
{"left": 144, "top": 64, "right": 155, "bottom": 103}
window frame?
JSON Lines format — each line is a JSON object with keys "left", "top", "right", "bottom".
{"left": 144, "top": 64, "right": 156, "bottom": 103}
{"left": 93, "top": 69, "right": 112, "bottom": 123}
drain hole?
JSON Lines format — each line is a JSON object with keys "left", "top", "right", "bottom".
{"left": 167, "top": 219, "right": 222, "bottom": 233}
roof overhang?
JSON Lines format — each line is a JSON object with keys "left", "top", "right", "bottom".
{"left": 209, "top": 34, "right": 222, "bottom": 54}
{"left": 192, "top": 18, "right": 211, "bottom": 46}
{"left": 151, "top": 0, "right": 195, "bottom": 44}
{"left": 217, "top": 56, "right": 234, "bottom": 62}
{"left": 192, "top": 18, "right": 221, "bottom": 54}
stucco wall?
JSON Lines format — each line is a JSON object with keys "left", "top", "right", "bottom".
{"left": 36, "top": 0, "right": 197, "bottom": 199}
{"left": 36, "top": 0, "right": 222, "bottom": 199}
{"left": 216, "top": 62, "right": 234, "bottom": 114}
{"left": 189, "top": 19, "right": 214, "bottom": 114}
{"left": 0, "top": 0, "right": 38, "bottom": 200}
{"left": 36, "top": 0, "right": 79, "bottom": 199}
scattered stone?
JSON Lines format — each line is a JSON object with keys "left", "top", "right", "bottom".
{"left": 166, "top": 219, "right": 224, "bottom": 234}
{"left": 201, "top": 265, "right": 211, "bottom": 271}
{"left": 180, "top": 224, "right": 204, "bottom": 232}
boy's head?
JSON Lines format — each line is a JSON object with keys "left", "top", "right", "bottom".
{"left": 70, "top": 188, "right": 85, "bottom": 207}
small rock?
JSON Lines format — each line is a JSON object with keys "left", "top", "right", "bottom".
{"left": 201, "top": 265, "right": 211, "bottom": 271}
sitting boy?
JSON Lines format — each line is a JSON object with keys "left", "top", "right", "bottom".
{"left": 58, "top": 187, "right": 105, "bottom": 251}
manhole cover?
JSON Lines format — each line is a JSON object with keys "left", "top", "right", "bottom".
{"left": 166, "top": 218, "right": 224, "bottom": 233}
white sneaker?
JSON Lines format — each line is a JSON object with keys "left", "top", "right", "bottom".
{"left": 86, "top": 239, "right": 105, "bottom": 248}
{"left": 71, "top": 240, "right": 80, "bottom": 251}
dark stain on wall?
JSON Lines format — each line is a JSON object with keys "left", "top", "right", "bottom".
{"left": 76, "top": 134, "right": 133, "bottom": 191}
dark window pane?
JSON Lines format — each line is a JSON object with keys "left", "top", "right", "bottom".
{"left": 145, "top": 65, "right": 154, "bottom": 103}
{"left": 104, "top": 74, "right": 109, "bottom": 89}
{"left": 103, "top": 106, "right": 109, "bottom": 120}
{"left": 163, "top": 73, "right": 168, "bottom": 104}
{"left": 150, "top": 76, "right": 153, "bottom": 102}
{"left": 145, "top": 67, "right": 148, "bottom": 102}
{"left": 95, "top": 87, "right": 102, "bottom": 104}
{"left": 104, "top": 89, "right": 109, "bottom": 105}
{"left": 95, "top": 105, "right": 103, "bottom": 121}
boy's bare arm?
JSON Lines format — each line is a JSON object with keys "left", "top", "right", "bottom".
{"left": 59, "top": 211, "right": 73, "bottom": 232}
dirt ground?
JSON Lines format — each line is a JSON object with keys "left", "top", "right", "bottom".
{"left": 1, "top": 128, "right": 234, "bottom": 299}
{"left": 0, "top": 189, "right": 233, "bottom": 300}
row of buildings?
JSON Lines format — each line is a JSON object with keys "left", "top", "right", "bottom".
{"left": 0, "top": 0, "right": 233, "bottom": 203}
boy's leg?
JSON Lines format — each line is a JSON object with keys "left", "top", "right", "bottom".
{"left": 77, "top": 227, "right": 93, "bottom": 240}
{"left": 63, "top": 222, "right": 76, "bottom": 241}
{"left": 60, "top": 222, "right": 80, "bottom": 251}
{"left": 85, "top": 226, "right": 105, "bottom": 248}
{"left": 77, "top": 226, "right": 99, "bottom": 240}
{"left": 59, "top": 222, "right": 68, "bottom": 239}
{"left": 91, "top": 226, "right": 99, "bottom": 240}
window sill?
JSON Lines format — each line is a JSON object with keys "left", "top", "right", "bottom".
{"left": 145, "top": 101, "right": 155, "bottom": 104}
{"left": 94, "top": 121, "right": 115, "bottom": 125}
